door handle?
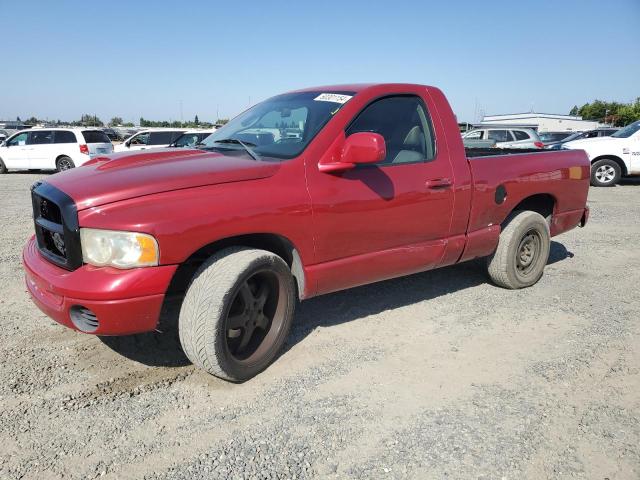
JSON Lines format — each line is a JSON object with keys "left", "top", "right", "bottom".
{"left": 425, "top": 178, "right": 452, "bottom": 189}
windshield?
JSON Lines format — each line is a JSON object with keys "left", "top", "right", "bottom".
{"left": 611, "top": 120, "right": 640, "bottom": 138}
{"left": 200, "top": 91, "right": 355, "bottom": 159}
{"left": 539, "top": 132, "right": 572, "bottom": 142}
{"left": 562, "top": 132, "right": 584, "bottom": 142}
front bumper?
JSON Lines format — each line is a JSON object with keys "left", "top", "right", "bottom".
{"left": 23, "top": 236, "right": 177, "bottom": 335}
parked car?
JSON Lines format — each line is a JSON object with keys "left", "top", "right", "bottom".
{"left": 114, "top": 129, "right": 186, "bottom": 152}
{"left": 563, "top": 120, "right": 640, "bottom": 186}
{"left": 545, "top": 128, "right": 618, "bottom": 150}
{"left": 462, "top": 127, "right": 544, "bottom": 149}
{"left": 0, "top": 128, "right": 113, "bottom": 173}
{"left": 102, "top": 128, "right": 124, "bottom": 142}
{"left": 23, "top": 83, "right": 589, "bottom": 381}
{"left": 462, "top": 137, "right": 497, "bottom": 149}
{"left": 0, "top": 122, "right": 31, "bottom": 131}
{"left": 0, "top": 129, "right": 10, "bottom": 142}
{"left": 538, "top": 131, "right": 575, "bottom": 144}
{"left": 169, "top": 129, "right": 218, "bottom": 148}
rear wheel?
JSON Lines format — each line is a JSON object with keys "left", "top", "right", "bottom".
{"left": 0, "top": 158, "right": 6, "bottom": 174}
{"left": 590, "top": 159, "right": 621, "bottom": 187}
{"left": 487, "top": 211, "right": 550, "bottom": 289}
{"left": 56, "top": 156, "right": 75, "bottom": 172}
{"left": 179, "top": 248, "right": 296, "bottom": 381}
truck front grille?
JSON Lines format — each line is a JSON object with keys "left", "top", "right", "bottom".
{"left": 31, "top": 182, "right": 83, "bottom": 270}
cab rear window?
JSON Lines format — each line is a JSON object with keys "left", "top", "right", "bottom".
{"left": 82, "top": 130, "right": 111, "bottom": 144}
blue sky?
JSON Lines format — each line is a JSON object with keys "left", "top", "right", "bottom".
{"left": 1, "top": 0, "right": 638, "bottom": 124}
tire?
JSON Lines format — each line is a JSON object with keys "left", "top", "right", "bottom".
{"left": 56, "top": 156, "right": 75, "bottom": 172}
{"left": 590, "top": 159, "right": 621, "bottom": 187}
{"left": 487, "top": 211, "right": 551, "bottom": 289}
{"left": 0, "top": 158, "right": 6, "bottom": 174}
{"left": 179, "top": 247, "right": 296, "bottom": 381}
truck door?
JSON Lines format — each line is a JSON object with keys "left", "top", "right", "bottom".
{"left": 306, "top": 94, "right": 455, "bottom": 293}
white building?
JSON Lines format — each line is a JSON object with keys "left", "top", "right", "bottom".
{"left": 479, "top": 112, "right": 603, "bottom": 133}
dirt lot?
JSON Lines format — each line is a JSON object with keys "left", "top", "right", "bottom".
{"left": 1, "top": 172, "right": 639, "bottom": 480}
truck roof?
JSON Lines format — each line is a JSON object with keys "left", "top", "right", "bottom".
{"left": 288, "top": 83, "right": 434, "bottom": 94}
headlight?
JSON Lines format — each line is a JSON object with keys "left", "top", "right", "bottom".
{"left": 80, "top": 228, "right": 159, "bottom": 268}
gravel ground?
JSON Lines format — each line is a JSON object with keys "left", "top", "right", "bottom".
{"left": 1, "top": 172, "right": 639, "bottom": 479}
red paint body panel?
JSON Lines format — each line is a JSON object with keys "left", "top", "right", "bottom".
{"left": 467, "top": 151, "right": 590, "bottom": 234}
{"left": 23, "top": 83, "right": 590, "bottom": 335}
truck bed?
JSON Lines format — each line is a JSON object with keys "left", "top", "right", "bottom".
{"left": 465, "top": 147, "right": 547, "bottom": 158}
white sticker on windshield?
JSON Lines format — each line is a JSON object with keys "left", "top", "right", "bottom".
{"left": 314, "top": 93, "right": 353, "bottom": 104}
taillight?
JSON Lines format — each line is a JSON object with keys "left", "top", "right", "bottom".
{"left": 79, "top": 144, "right": 89, "bottom": 154}
{"left": 534, "top": 141, "right": 544, "bottom": 148}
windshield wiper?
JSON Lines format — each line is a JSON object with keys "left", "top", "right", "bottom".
{"left": 211, "top": 138, "right": 260, "bottom": 161}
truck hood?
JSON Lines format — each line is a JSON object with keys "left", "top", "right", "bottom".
{"left": 45, "top": 149, "right": 280, "bottom": 210}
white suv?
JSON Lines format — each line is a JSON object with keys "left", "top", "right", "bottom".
{"left": 563, "top": 120, "right": 640, "bottom": 186}
{"left": 462, "top": 127, "right": 544, "bottom": 149}
{"left": 114, "top": 129, "right": 186, "bottom": 152}
{"left": 0, "top": 128, "right": 113, "bottom": 173}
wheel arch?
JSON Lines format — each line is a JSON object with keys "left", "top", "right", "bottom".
{"left": 166, "top": 233, "right": 307, "bottom": 304}
{"left": 592, "top": 155, "right": 627, "bottom": 176}
{"left": 502, "top": 193, "right": 557, "bottom": 227}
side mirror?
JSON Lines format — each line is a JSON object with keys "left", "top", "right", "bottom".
{"left": 318, "top": 132, "right": 386, "bottom": 173}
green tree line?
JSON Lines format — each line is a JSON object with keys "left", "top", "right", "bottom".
{"left": 569, "top": 98, "right": 640, "bottom": 126}
{"left": 19, "top": 114, "right": 229, "bottom": 128}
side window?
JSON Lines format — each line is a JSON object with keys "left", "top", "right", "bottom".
{"left": 148, "top": 131, "right": 174, "bottom": 145}
{"left": 465, "top": 130, "right": 484, "bottom": 139}
{"left": 129, "top": 133, "right": 149, "bottom": 145}
{"left": 8, "top": 132, "right": 29, "bottom": 146}
{"left": 512, "top": 130, "right": 530, "bottom": 140}
{"left": 487, "top": 130, "right": 510, "bottom": 142}
{"left": 585, "top": 131, "right": 598, "bottom": 138}
{"left": 54, "top": 131, "right": 77, "bottom": 144}
{"left": 346, "top": 95, "right": 435, "bottom": 165}
{"left": 28, "top": 130, "right": 53, "bottom": 145}
{"left": 169, "top": 131, "right": 184, "bottom": 143}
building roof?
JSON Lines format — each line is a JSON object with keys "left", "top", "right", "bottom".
{"left": 482, "top": 112, "right": 585, "bottom": 121}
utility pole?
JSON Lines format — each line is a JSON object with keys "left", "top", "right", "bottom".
{"left": 179, "top": 100, "right": 183, "bottom": 123}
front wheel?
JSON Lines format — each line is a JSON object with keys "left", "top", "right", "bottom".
{"left": 590, "top": 159, "right": 621, "bottom": 187}
{"left": 487, "top": 211, "right": 551, "bottom": 289}
{"left": 179, "top": 248, "right": 296, "bottom": 382}
{"left": 0, "top": 158, "right": 6, "bottom": 174}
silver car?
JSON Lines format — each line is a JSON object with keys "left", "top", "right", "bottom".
{"left": 462, "top": 127, "right": 544, "bottom": 149}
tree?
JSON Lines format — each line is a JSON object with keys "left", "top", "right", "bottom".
{"left": 110, "top": 117, "right": 123, "bottom": 126}
{"left": 25, "top": 117, "right": 39, "bottom": 125}
{"left": 575, "top": 98, "right": 639, "bottom": 126}
{"left": 569, "top": 105, "right": 579, "bottom": 116}
{"left": 80, "top": 114, "right": 103, "bottom": 126}
{"left": 16, "top": 116, "right": 21, "bottom": 122}
{"left": 216, "top": 118, "right": 229, "bottom": 125}
{"left": 616, "top": 98, "right": 640, "bottom": 126}
{"left": 194, "top": 114, "right": 199, "bottom": 125}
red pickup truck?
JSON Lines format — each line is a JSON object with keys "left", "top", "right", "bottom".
{"left": 23, "top": 84, "right": 590, "bottom": 381}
